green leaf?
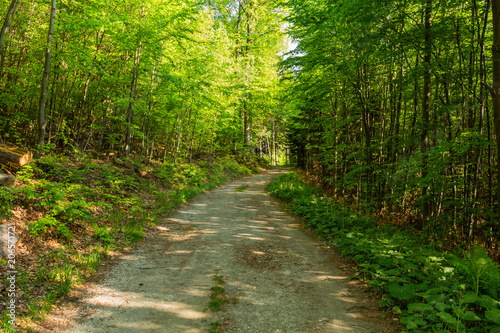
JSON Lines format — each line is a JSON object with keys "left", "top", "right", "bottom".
{"left": 415, "top": 318, "right": 427, "bottom": 326}
{"left": 406, "top": 320, "right": 418, "bottom": 329}
{"left": 408, "top": 302, "right": 434, "bottom": 312}
{"left": 392, "top": 306, "right": 402, "bottom": 314}
{"left": 435, "top": 302, "right": 451, "bottom": 311}
{"left": 479, "top": 295, "right": 500, "bottom": 309}
{"left": 387, "top": 283, "right": 416, "bottom": 300}
{"left": 486, "top": 309, "right": 500, "bottom": 325}
{"left": 461, "top": 291, "right": 479, "bottom": 304}
{"left": 442, "top": 267, "right": 454, "bottom": 274}
{"left": 437, "top": 312, "right": 458, "bottom": 325}
{"left": 490, "top": 325, "right": 500, "bottom": 333}
{"left": 460, "top": 311, "right": 481, "bottom": 321}
{"left": 420, "top": 291, "right": 446, "bottom": 305}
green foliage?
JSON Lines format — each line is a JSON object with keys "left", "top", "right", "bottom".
{"left": 29, "top": 216, "right": 59, "bottom": 236}
{"left": 207, "top": 273, "right": 230, "bottom": 312}
{"left": 209, "top": 321, "right": 222, "bottom": 333}
{"left": 0, "top": 310, "right": 15, "bottom": 333}
{"left": 454, "top": 247, "right": 500, "bottom": 299}
{"left": 25, "top": 291, "right": 55, "bottom": 322}
{"left": 50, "top": 262, "right": 75, "bottom": 297}
{"left": 284, "top": 0, "right": 498, "bottom": 251}
{"left": 155, "top": 163, "right": 176, "bottom": 187}
{"left": 0, "top": 187, "right": 15, "bottom": 220}
{"left": 92, "top": 224, "right": 114, "bottom": 244}
{"left": 235, "top": 184, "right": 249, "bottom": 192}
{"left": 75, "top": 250, "right": 101, "bottom": 275}
{"left": 266, "top": 172, "right": 316, "bottom": 203}
{"left": 0, "top": 0, "right": 288, "bottom": 166}
{"left": 16, "top": 165, "right": 36, "bottom": 182}
{"left": 122, "top": 218, "right": 144, "bottom": 244}
{"left": 35, "top": 259, "right": 50, "bottom": 285}
{"left": 268, "top": 171, "right": 500, "bottom": 333}
{"left": 17, "top": 165, "right": 96, "bottom": 241}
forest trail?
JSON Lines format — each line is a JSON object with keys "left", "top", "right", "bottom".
{"left": 40, "top": 168, "right": 391, "bottom": 333}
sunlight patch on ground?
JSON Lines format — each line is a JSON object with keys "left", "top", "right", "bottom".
{"left": 276, "top": 235, "right": 292, "bottom": 239}
{"left": 164, "top": 250, "right": 193, "bottom": 254}
{"left": 156, "top": 226, "right": 169, "bottom": 231}
{"left": 234, "top": 234, "right": 266, "bottom": 241}
{"left": 323, "top": 319, "right": 359, "bottom": 331}
{"left": 302, "top": 274, "right": 347, "bottom": 283}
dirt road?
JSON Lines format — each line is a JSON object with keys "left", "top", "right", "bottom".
{"left": 47, "top": 167, "right": 391, "bottom": 332}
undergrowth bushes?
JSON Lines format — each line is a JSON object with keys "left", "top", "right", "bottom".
{"left": 267, "top": 172, "right": 500, "bottom": 333}
{"left": 0, "top": 153, "right": 260, "bottom": 331}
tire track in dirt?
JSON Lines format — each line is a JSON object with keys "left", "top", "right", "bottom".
{"left": 40, "top": 167, "right": 395, "bottom": 333}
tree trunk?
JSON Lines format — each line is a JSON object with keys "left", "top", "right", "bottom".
{"left": 0, "top": 0, "right": 19, "bottom": 79}
{"left": 125, "top": 47, "right": 141, "bottom": 158}
{"left": 259, "top": 137, "right": 262, "bottom": 158}
{"left": 267, "top": 135, "right": 271, "bottom": 165}
{"left": 174, "top": 106, "right": 190, "bottom": 164}
{"left": 420, "top": 0, "right": 432, "bottom": 226}
{"left": 35, "top": 0, "right": 56, "bottom": 159}
{"left": 235, "top": 0, "right": 242, "bottom": 59}
{"left": 244, "top": 0, "right": 254, "bottom": 157}
{"left": 274, "top": 118, "right": 278, "bottom": 165}
{"left": 208, "top": 112, "right": 218, "bottom": 163}
{"left": 0, "top": 145, "right": 32, "bottom": 166}
{"left": 144, "top": 62, "right": 156, "bottom": 159}
{"left": 491, "top": 0, "right": 500, "bottom": 231}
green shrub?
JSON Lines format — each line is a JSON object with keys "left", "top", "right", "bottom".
{"left": 266, "top": 172, "right": 316, "bottom": 202}
{"left": 92, "top": 224, "right": 114, "bottom": 244}
{"left": 0, "top": 187, "right": 15, "bottom": 220}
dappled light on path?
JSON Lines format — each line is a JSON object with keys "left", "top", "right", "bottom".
{"left": 59, "top": 167, "right": 385, "bottom": 333}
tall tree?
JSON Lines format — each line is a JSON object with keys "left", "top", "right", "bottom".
{"left": 0, "top": 0, "right": 287, "bottom": 165}
{"left": 35, "top": 0, "right": 56, "bottom": 159}
{"left": 284, "top": 0, "right": 498, "bottom": 249}
{"left": 491, "top": 0, "right": 500, "bottom": 231}
{"left": 420, "top": 0, "right": 432, "bottom": 226}
{"left": 0, "top": 0, "right": 19, "bottom": 78}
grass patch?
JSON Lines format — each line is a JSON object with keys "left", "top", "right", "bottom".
{"left": 207, "top": 273, "right": 229, "bottom": 312}
{"left": 204, "top": 271, "right": 238, "bottom": 333}
{"left": 235, "top": 184, "right": 249, "bottom": 192}
{"left": 208, "top": 321, "right": 222, "bottom": 333}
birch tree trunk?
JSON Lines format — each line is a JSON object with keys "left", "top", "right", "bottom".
{"left": 273, "top": 118, "right": 278, "bottom": 165}
{"left": 35, "top": 0, "right": 56, "bottom": 159}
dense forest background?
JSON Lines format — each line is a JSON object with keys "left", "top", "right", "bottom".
{"left": 0, "top": 0, "right": 288, "bottom": 165}
{"left": 1, "top": 0, "right": 499, "bottom": 255}
{"left": 285, "top": 0, "right": 500, "bottom": 255}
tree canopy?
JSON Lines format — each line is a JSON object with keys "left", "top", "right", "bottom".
{"left": 282, "top": 0, "right": 499, "bottom": 251}
{"left": 0, "top": 0, "right": 288, "bottom": 164}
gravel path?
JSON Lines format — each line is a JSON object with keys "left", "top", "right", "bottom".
{"left": 43, "top": 167, "right": 392, "bottom": 333}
